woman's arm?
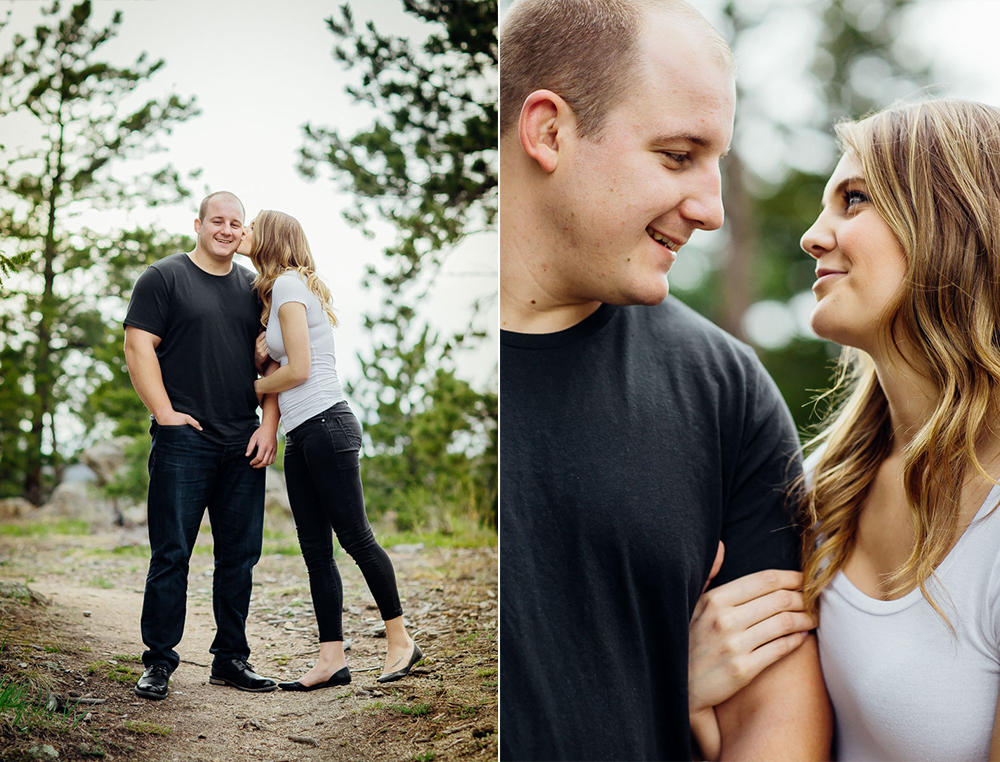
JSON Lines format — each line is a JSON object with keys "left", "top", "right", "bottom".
{"left": 254, "top": 302, "right": 311, "bottom": 395}
{"left": 988, "top": 687, "right": 1000, "bottom": 760}
{"left": 688, "top": 545, "right": 818, "bottom": 760}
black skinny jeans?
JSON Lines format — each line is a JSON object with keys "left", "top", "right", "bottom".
{"left": 283, "top": 402, "right": 402, "bottom": 641}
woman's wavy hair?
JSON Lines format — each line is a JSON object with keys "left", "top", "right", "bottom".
{"left": 248, "top": 210, "right": 337, "bottom": 328}
{"left": 801, "top": 99, "right": 1000, "bottom": 622}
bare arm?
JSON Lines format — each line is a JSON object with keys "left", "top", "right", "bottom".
{"left": 254, "top": 302, "right": 311, "bottom": 396}
{"left": 688, "top": 552, "right": 817, "bottom": 761}
{"left": 247, "top": 361, "right": 280, "bottom": 469}
{"left": 988, "top": 683, "right": 1000, "bottom": 760}
{"left": 123, "top": 326, "right": 201, "bottom": 429}
{"left": 714, "top": 634, "right": 831, "bottom": 761}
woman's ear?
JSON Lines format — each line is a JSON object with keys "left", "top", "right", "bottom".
{"left": 518, "top": 89, "right": 575, "bottom": 174}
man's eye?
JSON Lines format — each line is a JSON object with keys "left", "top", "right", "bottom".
{"left": 661, "top": 152, "right": 689, "bottom": 166}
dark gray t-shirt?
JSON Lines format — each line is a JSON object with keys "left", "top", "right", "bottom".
{"left": 123, "top": 253, "right": 262, "bottom": 446}
{"left": 499, "top": 298, "right": 803, "bottom": 762}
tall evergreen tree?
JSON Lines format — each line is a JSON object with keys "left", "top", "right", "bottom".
{"left": 299, "top": 1, "right": 498, "bottom": 527}
{"left": 0, "top": 0, "right": 198, "bottom": 502}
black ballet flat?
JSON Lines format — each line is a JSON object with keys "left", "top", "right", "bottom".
{"left": 278, "top": 666, "right": 351, "bottom": 691}
{"left": 377, "top": 643, "right": 423, "bottom": 683}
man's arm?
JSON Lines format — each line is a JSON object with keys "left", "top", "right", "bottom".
{"left": 123, "top": 326, "right": 202, "bottom": 429}
{"left": 714, "top": 634, "right": 831, "bottom": 761}
{"left": 247, "top": 360, "right": 279, "bottom": 469}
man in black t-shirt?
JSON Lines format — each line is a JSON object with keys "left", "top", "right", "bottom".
{"left": 499, "top": 1, "right": 832, "bottom": 759}
{"left": 123, "top": 191, "right": 279, "bottom": 700}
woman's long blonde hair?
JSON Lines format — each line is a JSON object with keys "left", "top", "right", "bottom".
{"left": 249, "top": 210, "right": 337, "bottom": 328}
{"left": 801, "top": 99, "right": 1000, "bottom": 620}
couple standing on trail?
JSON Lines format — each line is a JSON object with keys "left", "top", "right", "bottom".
{"left": 122, "top": 191, "right": 422, "bottom": 701}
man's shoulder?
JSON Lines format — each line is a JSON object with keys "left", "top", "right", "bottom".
{"left": 624, "top": 297, "right": 758, "bottom": 364}
{"left": 235, "top": 261, "right": 257, "bottom": 284}
{"left": 146, "top": 252, "right": 189, "bottom": 274}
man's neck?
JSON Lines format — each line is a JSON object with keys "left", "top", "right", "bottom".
{"left": 188, "top": 248, "right": 234, "bottom": 276}
{"left": 500, "top": 226, "right": 602, "bottom": 334}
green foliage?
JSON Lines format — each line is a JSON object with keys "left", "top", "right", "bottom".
{"left": 674, "top": 0, "right": 930, "bottom": 433}
{"left": 300, "top": 1, "right": 497, "bottom": 530}
{"left": 98, "top": 434, "right": 150, "bottom": 506}
{"left": 0, "top": 1, "right": 199, "bottom": 502}
{"left": 0, "top": 250, "right": 29, "bottom": 288}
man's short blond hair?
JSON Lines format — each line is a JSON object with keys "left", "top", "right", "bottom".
{"left": 499, "top": 0, "right": 734, "bottom": 139}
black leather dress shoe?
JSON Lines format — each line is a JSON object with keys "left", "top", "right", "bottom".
{"left": 278, "top": 666, "right": 351, "bottom": 692}
{"left": 209, "top": 658, "right": 278, "bottom": 692}
{"left": 377, "top": 642, "right": 423, "bottom": 683}
{"left": 134, "top": 663, "right": 171, "bottom": 700}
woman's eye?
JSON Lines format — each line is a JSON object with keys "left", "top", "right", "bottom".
{"left": 844, "top": 189, "right": 869, "bottom": 210}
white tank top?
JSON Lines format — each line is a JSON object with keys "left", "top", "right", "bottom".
{"left": 265, "top": 271, "right": 344, "bottom": 432}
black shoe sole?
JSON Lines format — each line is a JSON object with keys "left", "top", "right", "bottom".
{"left": 278, "top": 667, "right": 351, "bottom": 691}
{"left": 208, "top": 675, "right": 278, "bottom": 692}
{"left": 133, "top": 686, "right": 168, "bottom": 700}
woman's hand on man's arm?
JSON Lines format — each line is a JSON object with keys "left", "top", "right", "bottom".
{"left": 688, "top": 542, "right": 820, "bottom": 761}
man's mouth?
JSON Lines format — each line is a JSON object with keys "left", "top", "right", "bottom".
{"left": 646, "top": 227, "right": 679, "bottom": 252}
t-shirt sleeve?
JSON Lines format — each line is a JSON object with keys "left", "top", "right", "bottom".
{"left": 272, "top": 274, "right": 310, "bottom": 311}
{"left": 123, "top": 265, "right": 170, "bottom": 338}
{"left": 711, "top": 353, "right": 804, "bottom": 587}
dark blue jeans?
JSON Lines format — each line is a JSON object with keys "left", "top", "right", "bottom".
{"left": 284, "top": 402, "right": 402, "bottom": 641}
{"left": 141, "top": 422, "right": 265, "bottom": 671}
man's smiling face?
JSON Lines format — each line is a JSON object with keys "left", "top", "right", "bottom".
{"left": 195, "top": 196, "right": 244, "bottom": 261}
{"left": 542, "top": 10, "right": 736, "bottom": 308}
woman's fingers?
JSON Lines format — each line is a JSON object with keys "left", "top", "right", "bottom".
{"left": 744, "top": 609, "right": 815, "bottom": 651}
{"left": 729, "top": 631, "right": 811, "bottom": 689}
{"left": 702, "top": 568, "right": 804, "bottom": 609}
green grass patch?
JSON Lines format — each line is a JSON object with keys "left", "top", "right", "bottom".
{"left": 391, "top": 702, "right": 431, "bottom": 717}
{"left": 0, "top": 519, "right": 90, "bottom": 537}
{"left": 459, "top": 631, "right": 478, "bottom": 643}
{"left": 413, "top": 752, "right": 435, "bottom": 762}
{"left": 124, "top": 720, "right": 171, "bottom": 736}
{"left": 91, "top": 576, "right": 114, "bottom": 590}
{"left": 379, "top": 528, "right": 497, "bottom": 550}
{"left": 88, "top": 660, "right": 141, "bottom": 684}
{"left": 457, "top": 705, "right": 478, "bottom": 719}
{"left": 261, "top": 540, "right": 301, "bottom": 556}
{"left": 0, "top": 677, "right": 83, "bottom": 735}
{"left": 475, "top": 667, "right": 497, "bottom": 678}
{"left": 110, "top": 545, "right": 148, "bottom": 557}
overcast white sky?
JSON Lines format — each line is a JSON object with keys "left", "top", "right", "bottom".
{"left": 1, "top": 0, "right": 498, "bottom": 410}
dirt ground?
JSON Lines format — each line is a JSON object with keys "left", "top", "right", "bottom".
{"left": 0, "top": 513, "right": 498, "bottom": 761}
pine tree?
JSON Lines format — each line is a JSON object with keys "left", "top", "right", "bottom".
{"left": 299, "top": 1, "right": 498, "bottom": 528}
{"left": 0, "top": 1, "right": 198, "bottom": 502}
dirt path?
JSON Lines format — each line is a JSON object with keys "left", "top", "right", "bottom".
{"left": 0, "top": 517, "right": 498, "bottom": 761}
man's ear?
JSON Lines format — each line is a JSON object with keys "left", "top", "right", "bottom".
{"left": 193, "top": 217, "right": 202, "bottom": 235}
{"left": 518, "top": 89, "right": 574, "bottom": 174}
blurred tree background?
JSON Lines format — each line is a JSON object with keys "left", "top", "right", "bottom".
{"left": 299, "top": 0, "right": 498, "bottom": 531}
{"left": 0, "top": 0, "right": 197, "bottom": 503}
{"left": 669, "top": 0, "right": 932, "bottom": 436}
{"left": 0, "top": 0, "right": 498, "bottom": 540}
